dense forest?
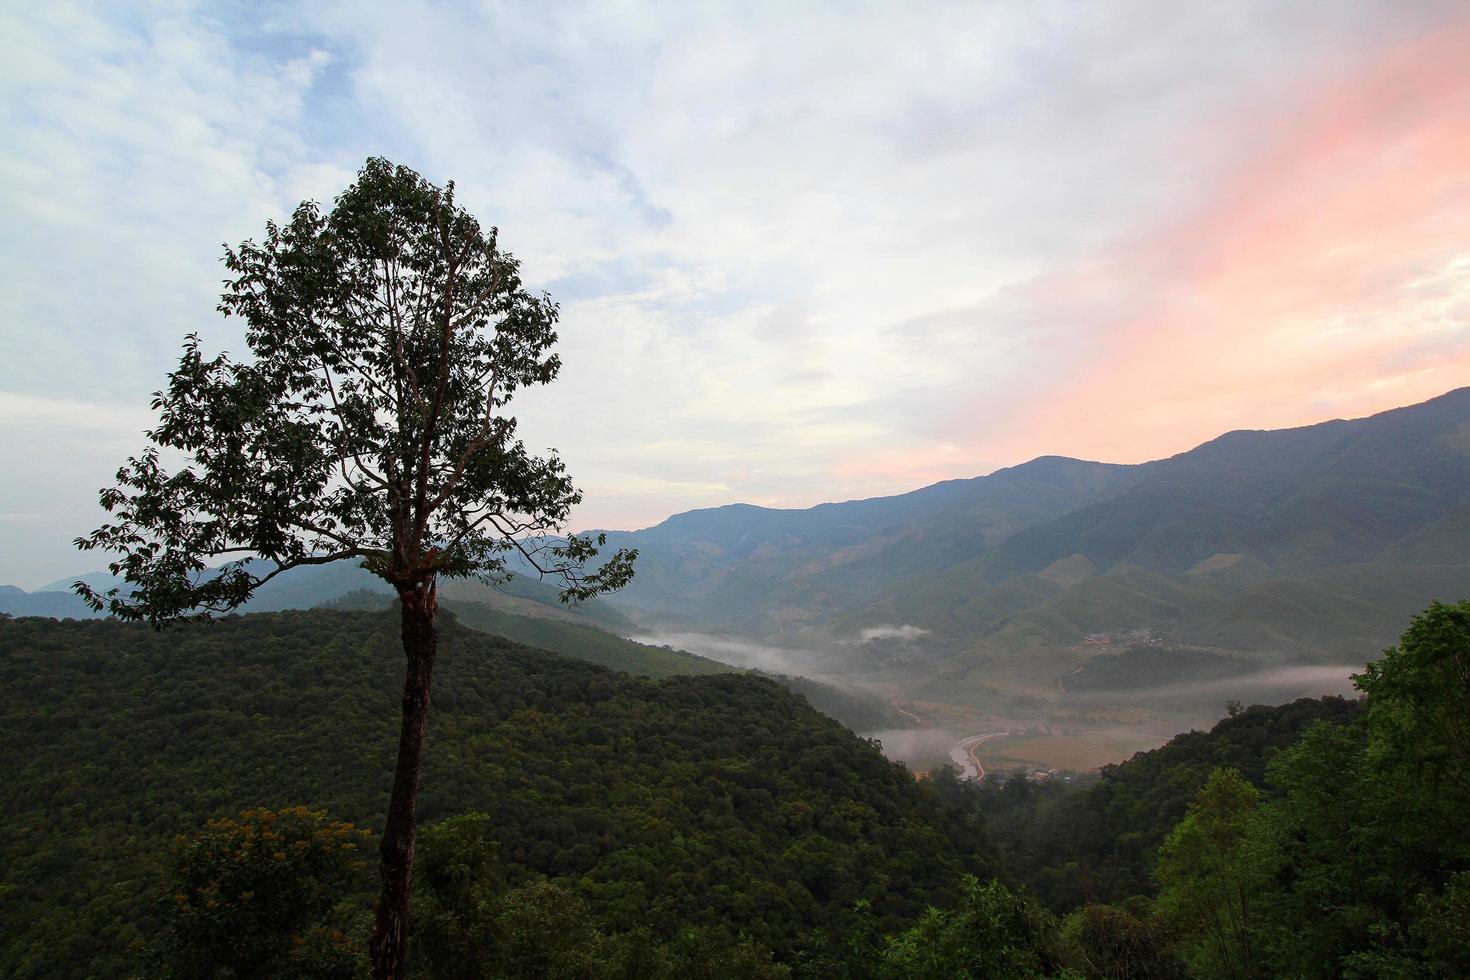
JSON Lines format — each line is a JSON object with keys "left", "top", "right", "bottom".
{"left": 964, "top": 602, "right": 1470, "bottom": 977}
{"left": 0, "top": 609, "right": 991, "bottom": 977}
{"left": 3, "top": 600, "right": 1468, "bottom": 977}
{"left": 968, "top": 695, "right": 1366, "bottom": 908}
{"left": 329, "top": 588, "right": 908, "bottom": 732}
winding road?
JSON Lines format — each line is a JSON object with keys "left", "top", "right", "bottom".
{"left": 891, "top": 701, "right": 924, "bottom": 725}
{"left": 949, "top": 732, "right": 1009, "bottom": 781}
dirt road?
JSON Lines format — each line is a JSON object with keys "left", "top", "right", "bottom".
{"left": 891, "top": 701, "right": 923, "bottom": 725}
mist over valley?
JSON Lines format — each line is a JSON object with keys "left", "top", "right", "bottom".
{"left": 13, "top": 390, "right": 1463, "bottom": 777}
{"left": 8, "top": 5, "right": 1470, "bottom": 972}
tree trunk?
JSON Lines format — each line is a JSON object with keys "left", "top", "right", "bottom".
{"left": 370, "top": 577, "right": 439, "bottom": 980}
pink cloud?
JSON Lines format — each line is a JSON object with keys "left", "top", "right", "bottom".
{"left": 888, "top": 20, "right": 1470, "bottom": 479}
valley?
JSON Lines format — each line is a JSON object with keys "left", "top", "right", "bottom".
{"left": 11, "top": 389, "right": 1466, "bottom": 779}
{"left": 10, "top": 6, "right": 1470, "bottom": 973}
{"left": 6, "top": 389, "right": 1469, "bottom": 977}
{"left": 585, "top": 389, "right": 1470, "bottom": 774}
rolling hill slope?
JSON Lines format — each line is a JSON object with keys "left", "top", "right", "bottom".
{"left": 0, "top": 610, "right": 990, "bottom": 976}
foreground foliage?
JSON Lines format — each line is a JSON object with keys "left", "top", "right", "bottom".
{"left": 1241, "top": 600, "right": 1470, "bottom": 976}
{"left": 973, "top": 602, "right": 1470, "bottom": 978}
{"left": 159, "top": 807, "right": 370, "bottom": 979}
{"left": 1152, "top": 770, "right": 1258, "bottom": 979}
{"left": 969, "top": 695, "right": 1363, "bottom": 909}
{"left": 0, "top": 609, "right": 987, "bottom": 977}
{"left": 6, "top": 599, "right": 1468, "bottom": 977}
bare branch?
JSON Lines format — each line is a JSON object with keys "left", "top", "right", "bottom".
{"left": 450, "top": 263, "right": 503, "bottom": 330}
{"left": 424, "top": 364, "right": 501, "bottom": 515}
{"left": 318, "top": 353, "right": 393, "bottom": 492}
{"left": 250, "top": 549, "right": 362, "bottom": 588}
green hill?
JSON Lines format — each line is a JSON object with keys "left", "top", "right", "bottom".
{"left": 324, "top": 591, "right": 907, "bottom": 731}
{"left": 445, "top": 599, "right": 724, "bottom": 679}
{"left": 967, "top": 695, "right": 1366, "bottom": 909}
{"left": 0, "top": 611, "right": 990, "bottom": 977}
{"left": 323, "top": 588, "right": 728, "bottom": 680}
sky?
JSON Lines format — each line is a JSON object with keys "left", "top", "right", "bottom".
{"left": 2, "top": 0, "right": 1469, "bottom": 589}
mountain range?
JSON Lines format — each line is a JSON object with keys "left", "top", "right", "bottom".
{"left": 587, "top": 387, "right": 1470, "bottom": 741}
{"left": 8, "top": 388, "right": 1469, "bottom": 759}
{"left": 602, "top": 389, "right": 1469, "bottom": 631}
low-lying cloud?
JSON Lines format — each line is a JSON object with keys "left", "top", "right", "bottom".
{"left": 627, "top": 629, "right": 836, "bottom": 678}
{"left": 857, "top": 624, "right": 929, "bottom": 643}
{"left": 1063, "top": 664, "right": 1363, "bottom": 706}
{"left": 860, "top": 727, "right": 963, "bottom": 770}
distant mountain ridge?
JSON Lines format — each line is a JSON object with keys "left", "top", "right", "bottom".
{"left": 592, "top": 455, "right": 1141, "bottom": 634}
{"left": 1, "top": 560, "right": 633, "bottom": 633}
{"left": 10, "top": 389, "right": 1469, "bottom": 695}
{"left": 594, "top": 388, "right": 1470, "bottom": 684}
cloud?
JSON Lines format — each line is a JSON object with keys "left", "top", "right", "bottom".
{"left": 310, "top": 0, "right": 1467, "bottom": 522}
{"left": 858, "top": 625, "right": 930, "bottom": 643}
{"left": 935, "top": 17, "right": 1470, "bottom": 469}
{"left": 0, "top": 393, "right": 164, "bottom": 588}
{"left": 4, "top": 0, "right": 1468, "bottom": 585}
{"left": 0, "top": 2, "right": 352, "bottom": 406}
{"left": 627, "top": 629, "right": 838, "bottom": 678}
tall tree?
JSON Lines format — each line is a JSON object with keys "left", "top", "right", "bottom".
{"left": 1354, "top": 599, "right": 1470, "bottom": 787}
{"left": 1154, "top": 768, "right": 1260, "bottom": 979}
{"left": 1245, "top": 601, "right": 1470, "bottom": 976}
{"left": 74, "top": 157, "right": 635, "bottom": 978}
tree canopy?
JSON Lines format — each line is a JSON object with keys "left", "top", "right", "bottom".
{"left": 75, "top": 156, "right": 632, "bottom": 621}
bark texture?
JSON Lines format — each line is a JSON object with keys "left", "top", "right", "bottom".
{"left": 370, "top": 578, "right": 439, "bottom": 980}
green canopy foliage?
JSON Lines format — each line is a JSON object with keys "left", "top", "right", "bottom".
{"left": 0, "top": 610, "right": 989, "bottom": 977}
{"left": 158, "top": 807, "right": 370, "bottom": 979}
{"left": 874, "top": 875, "right": 1075, "bottom": 979}
{"left": 1152, "top": 770, "right": 1259, "bottom": 979}
{"left": 1240, "top": 601, "right": 1470, "bottom": 977}
{"left": 75, "top": 158, "right": 632, "bottom": 620}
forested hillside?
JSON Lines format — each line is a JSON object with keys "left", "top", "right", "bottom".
{"left": 5, "top": 600, "right": 1469, "bottom": 977}
{"left": 327, "top": 590, "right": 907, "bottom": 731}
{"left": 0, "top": 610, "right": 991, "bottom": 978}
{"left": 970, "top": 695, "right": 1366, "bottom": 908}
{"left": 324, "top": 589, "right": 729, "bottom": 679}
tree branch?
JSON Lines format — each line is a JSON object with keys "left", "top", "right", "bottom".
{"left": 423, "top": 364, "right": 500, "bottom": 516}
{"left": 318, "top": 353, "right": 393, "bottom": 492}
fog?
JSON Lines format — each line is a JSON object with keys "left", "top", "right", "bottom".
{"left": 625, "top": 630, "right": 1365, "bottom": 776}
{"left": 860, "top": 727, "right": 964, "bottom": 769}
{"left": 857, "top": 624, "right": 929, "bottom": 643}
{"left": 1064, "top": 664, "right": 1363, "bottom": 707}
{"left": 627, "top": 629, "right": 839, "bottom": 678}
